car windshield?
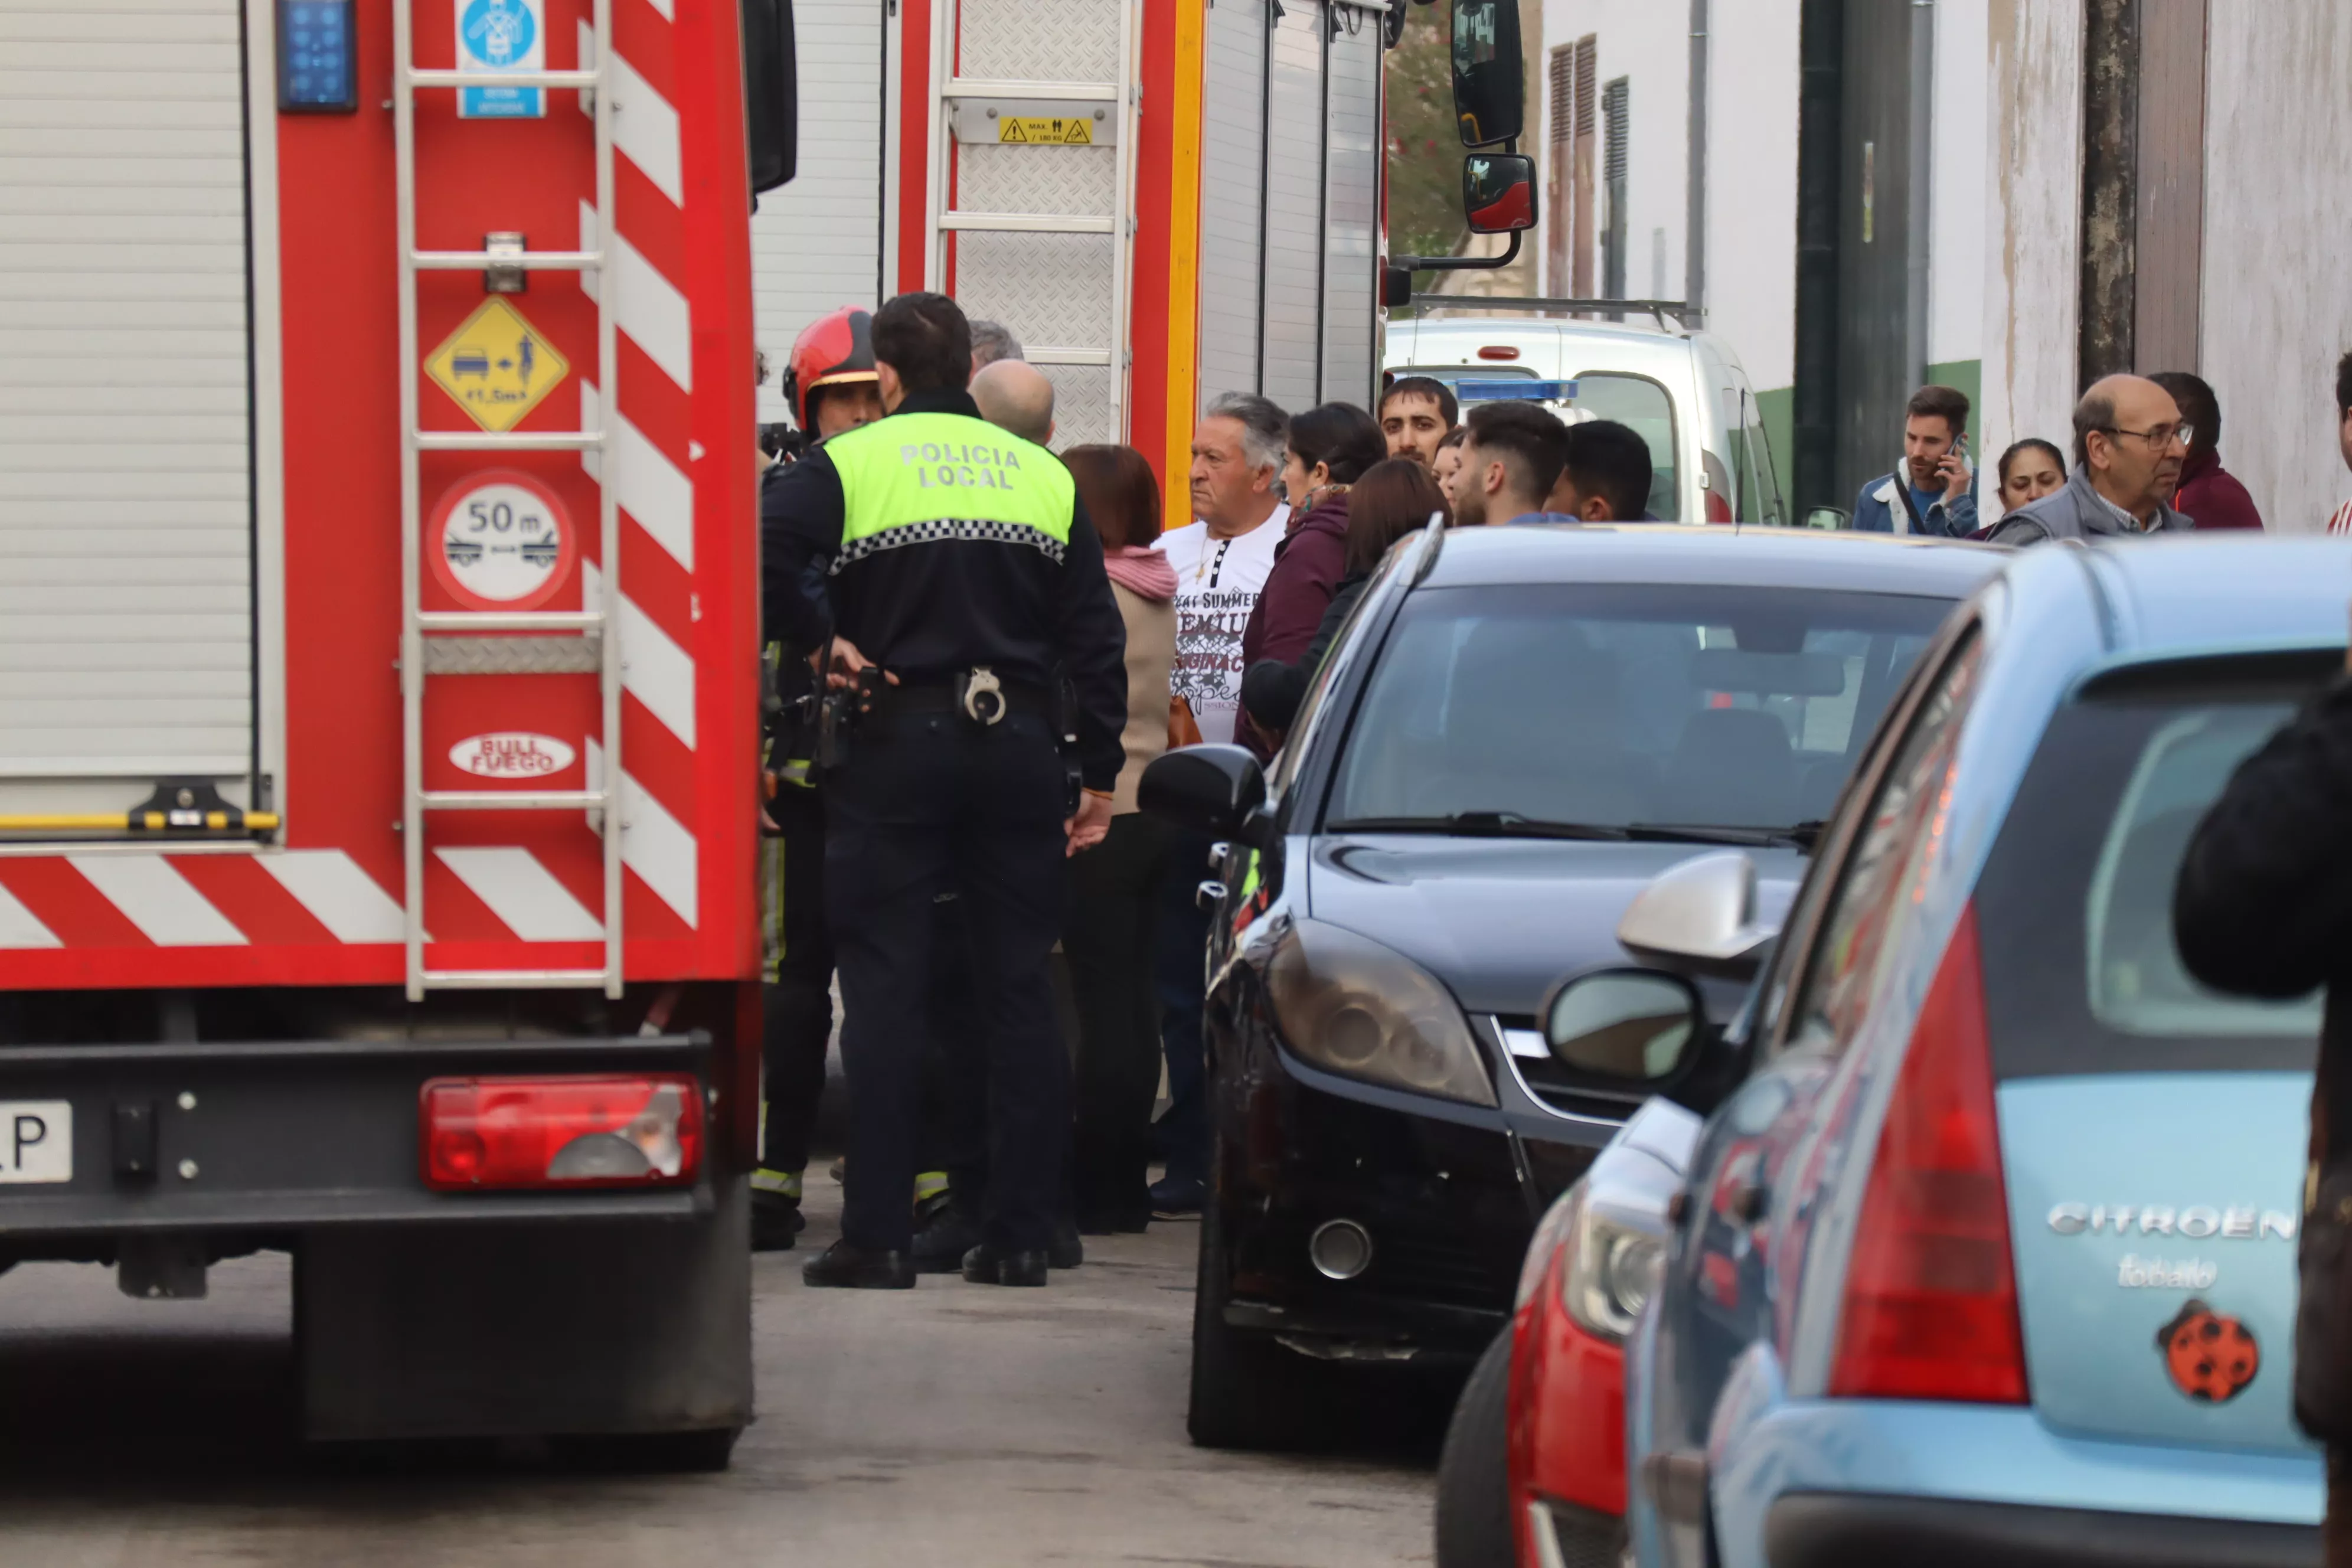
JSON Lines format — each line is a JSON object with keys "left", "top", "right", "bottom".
{"left": 1323, "top": 582, "right": 1951, "bottom": 839}
{"left": 1976, "top": 668, "right": 2331, "bottom": 1077}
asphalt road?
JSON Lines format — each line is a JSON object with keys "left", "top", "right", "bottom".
{"left": 0, "top": 1178, "right": 1442, "bottom": 1567}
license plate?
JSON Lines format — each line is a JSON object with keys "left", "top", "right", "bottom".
{"left": 0, "top": 1102, "right": 71, "bottom": 1183}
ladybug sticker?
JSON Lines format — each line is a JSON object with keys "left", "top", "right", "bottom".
{"left": 2157, "top": 1298, "right": 2259, "bottom": 1404}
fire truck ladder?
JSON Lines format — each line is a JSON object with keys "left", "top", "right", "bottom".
{"left": 391, "top": 0, "right": 623, "bottom": 1002}
{"left": 924, "top": 0, "right": 1144, "bottom": 440}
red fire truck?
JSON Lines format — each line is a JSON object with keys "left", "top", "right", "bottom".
{"left": 0, "top": 0, "right": 792, "bottom": 1463}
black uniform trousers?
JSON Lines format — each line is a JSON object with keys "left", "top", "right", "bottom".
{"left": 827, "top": 705, "right": 1070, "bottom": 1253}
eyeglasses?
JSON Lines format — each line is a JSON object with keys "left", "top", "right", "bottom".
{"left": 2102, "top": 423, "right": 2195, "bottom": 449}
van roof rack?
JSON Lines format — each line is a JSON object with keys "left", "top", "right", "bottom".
{"left": 1406, "top": 295, "right": 1701, "bottom": 333}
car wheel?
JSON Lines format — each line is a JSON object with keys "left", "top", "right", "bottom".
{"left": 1187, "top": 1198, "right": 1328, "bottom": 1450}
{"left": 1433, "top": 1329, "right": 1514, "bottom": 1567}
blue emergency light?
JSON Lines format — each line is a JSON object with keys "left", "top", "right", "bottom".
{"left": 278, "top": 0, "right": 358, "bottom": 113}
{"left": 1455, "top": 379, "right": 1577, "bottom": 403}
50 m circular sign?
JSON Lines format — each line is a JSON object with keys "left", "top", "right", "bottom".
{"left": 428, "top": 471, "right": 575, "bottom": 610}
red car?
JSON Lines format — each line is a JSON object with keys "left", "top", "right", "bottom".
{"left": 1438, "top": 1096, "right": 1703, "bottom": 1567}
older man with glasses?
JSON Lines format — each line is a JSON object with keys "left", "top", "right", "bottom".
{"left": 1988, "top": 374, "right": 2196, "bottom": 543}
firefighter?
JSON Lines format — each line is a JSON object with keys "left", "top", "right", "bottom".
{"left": 752, "top": 306, "right": 884, "bottom": 1252}
{"left": 763, "top": 292, "right": 1126, "bottom": 1289}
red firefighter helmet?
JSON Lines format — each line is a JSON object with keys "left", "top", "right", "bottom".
{"left": 782, "top": 306, "right": 878, "bottom": 433}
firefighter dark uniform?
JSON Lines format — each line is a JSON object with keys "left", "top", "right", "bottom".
{"left": 750, "top": 308, "right": 878, "bottom": 1250}
{"left": 763, "top": 385, "right": 1126, "bottom": 1283}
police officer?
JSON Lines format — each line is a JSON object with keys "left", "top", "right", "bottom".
{"left": 752, "top": 306, "right": 884, "bottom": 1251}
{"left": 764, "top": 292, "right": 1126, "bottom": 1289}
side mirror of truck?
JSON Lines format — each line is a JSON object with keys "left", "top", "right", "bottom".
{"left": 1463, "top": 152, "right": 1537, "bottom": 234}
{"left": 1449, "top": 0, "right": 1524, "bottom": 146}
{"left": 741, "top": 0, "right": 799, "bottom": 198}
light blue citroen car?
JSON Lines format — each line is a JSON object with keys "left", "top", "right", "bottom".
{"left": 1540, "top": 538, "right": 2341, "bottom": 1567}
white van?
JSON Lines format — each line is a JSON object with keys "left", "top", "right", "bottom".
{"left": 1383, "top": 315, "right": 1786, "bottom": 525}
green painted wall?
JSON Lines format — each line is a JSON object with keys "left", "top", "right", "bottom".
{"left": 1755, "top": 385, "right": 1794, "bottom": 517}
{"left": 1926, "top": 358, "right": 1984, "bottom": 451}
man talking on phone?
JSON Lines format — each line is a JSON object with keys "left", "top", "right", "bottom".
{"left": 1850, "top": 384, "right": 1979, "bottom": 536}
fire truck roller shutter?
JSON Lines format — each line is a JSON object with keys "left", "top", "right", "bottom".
{"left": 1319, "top": 2, "right": 1381, "bottom": 410}
{"left": 1259, "top": 0, "right": 1325, "bottom": 413}
{"left": 1196, "top": 0, "right": 1270, "bottom": 413}
{"left": 750, "top": 0, "right": 885, "bottom": 428}
{"left": 0, "top": 1, "right": 262, "bottom": 819}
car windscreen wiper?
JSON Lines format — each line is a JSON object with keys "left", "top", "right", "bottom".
{"left": 1625, "top": 821, "right": 1826, "bottom": 852}
{"left": 1326, "top": 812, "right": 1632, "bottom": 841}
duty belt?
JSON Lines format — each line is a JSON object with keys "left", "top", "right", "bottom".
{"left": 868, "top": 668, "right": 1055, "bottom": 727}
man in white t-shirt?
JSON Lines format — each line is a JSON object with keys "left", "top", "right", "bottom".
{"left": 1150, "top": 391, "right": 1288, "bottom": 1219}
{"left": 1158, "top": 393, "right": 1292, "bottom": 746}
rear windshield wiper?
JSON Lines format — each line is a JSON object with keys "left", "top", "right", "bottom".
{"left": 1625, "top": 821, "right": 1826, "bottom": 852}
{"left": 1327, "top": 812, "right": 1632, "bottom": 842}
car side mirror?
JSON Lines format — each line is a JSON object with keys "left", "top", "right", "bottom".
{"left": 1616, "top": 851, "right": 1779, "bottom": 982}
{"left": 1450, "top": 0, "right": 1524, "bottom": 146}
{"left": 1541, "top": 968, "right": 1704, "bottom": 1084}
{"left": 1803, "top": 505, "right": 1848, "bottom": 531}
{"left": 740, "top": 0, "right": 799, "bottom": 198}
{"left": 1139, "top": 745, "right": 1274, "bottom": 848}
{"left": 1463, "top": 153, "right": 1537, "bottom": 234}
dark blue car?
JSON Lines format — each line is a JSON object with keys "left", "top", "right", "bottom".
{"left": 1141, "top": 522, "right": 2003, "bottom": 1449}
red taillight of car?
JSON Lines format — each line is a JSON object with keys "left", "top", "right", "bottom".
{"left": 1477, "top": 345, "right": 1521, "bottom": 360}
{"left": 420, "top": 1074, "right": 703, "bottom": 1191}
{"left": 1704, "top": 487, "right": 1733, "bottom": 524}
{"left": 1828, "top": 904, "right": 2028, "bottom": 1403}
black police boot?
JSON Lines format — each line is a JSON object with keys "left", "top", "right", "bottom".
{"left": 961, "top": 1242, "right": 1050, "bottom": 1287}
{"left": 1049, "top": 1215, "right": 1084, "bottom": 1270}
{"left": 910, "top": 1200, "right": 988, "bottom": 1275}
{"left": 750, "top": 1193, "right": 806, "bottom": 1252}
{"left": 802, "top": 1239, "right": 916, "bottom": 1289}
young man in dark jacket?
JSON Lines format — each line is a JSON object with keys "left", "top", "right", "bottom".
{"left": 2175, "top": 662, "right": 2352, "bottom": 1560}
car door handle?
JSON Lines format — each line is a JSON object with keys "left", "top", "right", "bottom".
{"left": 1196, "top": 880, "right": 1227, "bottom": 910}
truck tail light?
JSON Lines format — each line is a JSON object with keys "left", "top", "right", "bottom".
{"left": 422, "top": 1074, "right": 703, "bottom": 1191}
{"left": 1828, "top": 905, "right": 2028, "bottom": 1404}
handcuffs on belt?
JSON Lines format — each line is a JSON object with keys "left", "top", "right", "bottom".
{"left": 955, "top": 666, "right": 1007, "bottom": 726}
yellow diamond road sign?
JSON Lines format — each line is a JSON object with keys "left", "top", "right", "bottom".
{"left": 424, "top": 296, "right": 570, "bottom": 432}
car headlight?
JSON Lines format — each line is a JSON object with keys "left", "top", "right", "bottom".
{"left": 1562, "top": 1198, "right": 1667, "bottom": 1342}
{"left": 1265, "top": 918, "right": 1497, "bottom": 1107}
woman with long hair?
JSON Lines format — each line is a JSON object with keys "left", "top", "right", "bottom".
{"left": 1057, "top": 444, "right": 1178, "bottom": 1233}
{"left": 1240, "top": 457, "right": 1449, "bottom": 738}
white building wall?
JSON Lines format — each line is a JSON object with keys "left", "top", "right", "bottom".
{"left": 1978, "top": 0, "right": 2080, "bottom": 512}
{"left": 1535, "top": 0, "right": 1687, "bottom": 305}
{"left": 1700, "top": 0, "right": 1800, "bottom": 396}
{"left": 2200, "top": 5, "right": 2352, "bottom": 534}
{"left": 1928, "top": 0, "right": 1987, "bottom": 379}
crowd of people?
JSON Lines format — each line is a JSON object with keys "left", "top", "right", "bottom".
{"left": 1845, "top": 361, "right": 2328, "bottom": 543}
{"left": 745, "top": 285, "right": 2352, "bottom": 1289}
{"left": 746, "top": 299, "right": 1686, "bottom": 1285}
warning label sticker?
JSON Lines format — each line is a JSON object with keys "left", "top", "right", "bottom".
{"left": 999, "top": 116, "right": 1095, "bottom": 145}
{"left": 423, "top": 296, "right": 569, "bottom": 432}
